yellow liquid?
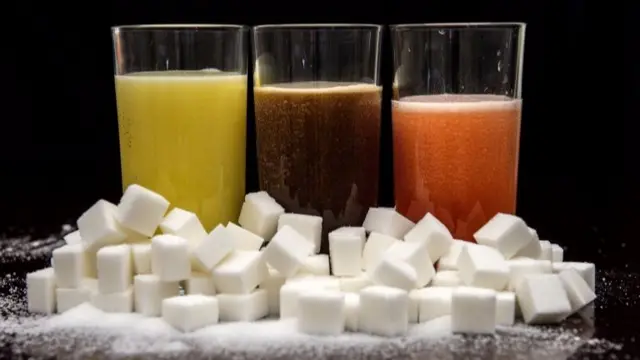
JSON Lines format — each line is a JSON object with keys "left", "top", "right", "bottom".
{"left": 115, "top": 71, "right": 247, "bottom": 231}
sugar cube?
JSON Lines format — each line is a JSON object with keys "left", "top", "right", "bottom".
{"left": 162, "top": 295, "right": 219, "bottom": 332}
{"left": 496, "top": 292, "right": 516, "bottom": 326}
{"left": 385, "top": 241, "right": 435, "bottom": 287}
{"left": 238, "top": 193, "right": 285, "bottom": 240}
{"left": 552, "top": 262, "right": 596, "bottom": 291}
{"left": 514, "top": 228, "right": 542, "bottom": 258}
{"left": 431, "top": 270, "right": 463, "bottom": 287}
{"left": 299, "top": 254, "right": 330, "bottom": 276}
{"left": 362, "top": 232, "right": 401, "bottom": 270}
{"left": 159, "top": 208, "right": 207, "bottom": 243}
{"left": 212, "top": 251, "right": 267, "bottom": 294}
{"left": 339, "top": 273, "right": 372, "bottom": 293}
{"left": 408, "top": 290, "right": 421, "bottom": 323}
{"left": 369, "top": 257, "right": 417, "bottom": 291}
{"left": 226, "top": 222, "right": 264, "bottom": 251}
{"left": 52, "top": 244, "right": 87, "bottom": 288}
{"left": 516, "top": 274, "right": 571, "bottom": 324}
{"left": 539, "top": 240, "right": 552, "bottom": 261}
{"left": 151, "top": 235, "right": 191, "bottom": 282}
{"left": 77, "top": 200, "right": 127, "bottom": 251}
{"left": 404, "top": 213, "right": 453, "bottom": 262}
{"left": 473, "top": 213, "right": 533, "bottom": 259}
{"left": 344, "top": 293, "right": 360, "bottom": 331}
{"left": 329, "top": 226, "right": 365, "bottom": 276}
{"left": 218, "top": 289, "right": 269, "bottom": 322}
{"left": 262, "top": 225, "right": 314, "bottom": 277}
{"left": 363, "top": 207, "right": 415, "bottom": 238}
{"left": 551, "top": 244, "right": 564, "bottom": 262}
{"left": 359, "top": 286, "right": 409, "bottom": 336}
{"left": 194, "top": 224, "right": 234, "bottom": 271}
{"left": 298, "top": 290, "right": 346, "bottom": 335}
{"left": 96, "top": 244, "right": 132, "bottom": 294}
{"left": 458, "top": 244, "right": 509, "bottom": 290}
{"left": 279, "top": 278, "right": 339, "bottom": 318}
{"left": 63, "top": 230, "right": 82, "bottom": 245}
{"left": 134, "top": 274, "right": 180, "bottom": 316}
{"left": 259, "top": 267, "right": 286, "bottom": 316}
{"left": 415, "top": 287, "right": 453, "bottom": 322}
{"left": 506, "top": 258, "right": 552, "bottom": 290}
{"left": 184, "top": 272, "right": 216, "bottom": 295}
{"left": 131, "top": 243, "right": 152, "bottom": 274}
{"left": 116, "top": 184, "right": 170, "bottom": 237}
{"left": 56, "top": 283, "right": 95, "bottom": 313}
{"left": 451, "top": 287, "right": 497, "bottom": 334}
{"left": 91, "top": 287, "right": 133, "bottom": 313}
{"left": 558, "top": 269, "right": 596, "bottom": 314}
{"left": 437, "top": 239, "right": 469, "bottom": 271}
{"left": 27, "top": 268, "right": 56, "bottom": 314}
{"left": 278, "top": 213, "right": 323, "bottom": 253}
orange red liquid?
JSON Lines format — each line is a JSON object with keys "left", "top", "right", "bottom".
{"left": 392, "top": 94, "right": 522, "bottom": 241}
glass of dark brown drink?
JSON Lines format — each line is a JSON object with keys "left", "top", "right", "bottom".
{"left": 252, "top": 24, "right": 383, "bottom": 252}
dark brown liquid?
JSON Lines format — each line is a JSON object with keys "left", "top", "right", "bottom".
{"left": 254, "top": 82, "right": 382, "bottom": 252}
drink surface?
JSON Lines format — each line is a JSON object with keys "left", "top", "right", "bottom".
{"left": 392, "top": 94, "right": 522, "bottom": 241}
{"left": 115, "top": 71, "right": 247, "bottom": 231}
{"left": 254, "top": 82, "right": 382, "bottom": 250}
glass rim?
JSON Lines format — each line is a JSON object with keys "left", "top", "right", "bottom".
{"left": 111, "top": 24, "right": 249, "bottom": 32}
{"left": 390, "top": 22, "right": 526, "bottom": 30}
{"left": 253, "top": 23, "right": 383, "bottom": 32}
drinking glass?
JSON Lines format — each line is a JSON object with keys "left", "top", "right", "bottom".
{"left": 252, "top": 24, "right": 382, "bottom": 251}
{"left": 112, "top": 24, "right": 248, "bottom": 231}
{"left": 390, "top": 23, "right": 526, "bottom": 241}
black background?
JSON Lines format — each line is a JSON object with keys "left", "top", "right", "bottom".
{"left": 6, "top": 1, "right": 634, "bottom": 271}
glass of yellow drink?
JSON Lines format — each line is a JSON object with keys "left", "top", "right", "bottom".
{"left": 111, "top": 25, "right": 248, "bottom": 231}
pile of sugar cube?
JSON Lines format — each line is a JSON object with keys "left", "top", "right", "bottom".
{"left": 27, "top": 184, "right": 596, "bottom": 335}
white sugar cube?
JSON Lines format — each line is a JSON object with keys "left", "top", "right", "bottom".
{"left": 451, "top": 287, "right": 497, "bottom": 334}
{"left": 359, "top": 286, "right": 409, "bottom": 336}
{"left": 415, "top": 287, "right": 453, "bottom": 322}
{"left": 160, "top": 208, "right": 207, "bottom": 243}
{"left": 212, "top": 251, "right": 267, "bottom": 294}
{"left": 77, "top": 200, "right": 127, "bottom": 251}
{"left": 238, "top": 193, "right": 285, "bottom": 240}
{"left": 162, "top": 295, "right": 219, "bottom": 332}
{"left": 458, "top": 244, "right": 509, "bottom": 290}
{"left": 125, "top": 231, "right": 150, "bottom": 244}
{"left": 151, "top": 235, "right": 190, "bottom": 282}
{"left": 408, "top": 290, "right": 421, "bottom": 323}
{"left": 259, "top": 267, "right": 286, "bottom": 316}
{"left": 385, "top": 241, "right": 435, "bottom": 287}
{"left": 131, "top": 243, "right": 152, "bottom": 274}
{"left": 91, "top": 287, "right": 133, "bottom": 313}
{"left": 552, "top": 262, "right": 596, "bottom": 291}
{"left": 369, "top": 257, "right": 417, "bottom": 291}
{"left": 539, "top": 240, "right": 552, "bottom": 261}
{"left": 278, "top": 213, "right": 323, "bottom": 253}
{"left": 506, "top": 258, "right": 552, "bottom": 290}
{"left": 116, "top": 184, "right": 170, "bottom": 237}
{"left": 362, "top": 232, "right": 401, "bottom": 271}
{"left": 431, "top": 270, "right": 462, "bottom": 287}
{"left": 404, "top": 213, "right": 453, "bottom": 262}
{"left": 217, "top": 289, "right": 269, "bottom": 322}
{"left": 437, "top": 239, "right": 469, "bottom": 271}
{"left": 363, "top": 207, "right": 415, "bottom": 238}
{"left": 329, "top": 227, "right": 365, "bottom": 276}
{"left": 134, "top": 274, "right": 180, "bottom": 316}
{"left": 286, "top": 275, "right": 340, "bottom": 289}
{"left": 339, "top": 273, "right": 372, "bottom": 293}
{"left": 496, "top": 292, "right": 516, "bottom": 326}
{"left": 298, "top": 290, "right": 346, "bottom": 335}
{"left": 184, "top": 272, "right": 216, "bottom": 295}
{"left": 279, "top": 281, "right": 313, "bottom": 318}
{"left": 63, "top": 230, "right": 81, "bottom": 245}
{"left": 56, "top": 283, "right": 95, "bottom": 313}
{"left": 473, "top": 213, "right": 533, "bottom": 259}
{"left": 551, "top": 244, "right": 564, "bottom": 262}
{"left": 226, "top": 222, "right": 264, "bottom": 251}
{"left": 344, "top": 293, "right": 360, "bottom": 331}
{"left": 262, "top": 225, "right": 314, "bottom": 277}
{"left": 558, "top": 269, "right": 596, "bottom": 314}
{"left": 194, "top": 224, "right": 234, "bottom": 271}
{"left": 52, "top": 244, "right": 87, "bottom": 288}
{"left": 514, "top": 228, "right": 542, "bottom": 258}
{"left": 27, "top": 268, "right": 56, "bottom": 314}
{"left": 300, "top": 254, "right": 330, "bottom": 276}
{"left": 516, "top": 274, "right": 571, "bottom": 324}
{"left": 97, "top": 244, "right": 132, "bottom": 294}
